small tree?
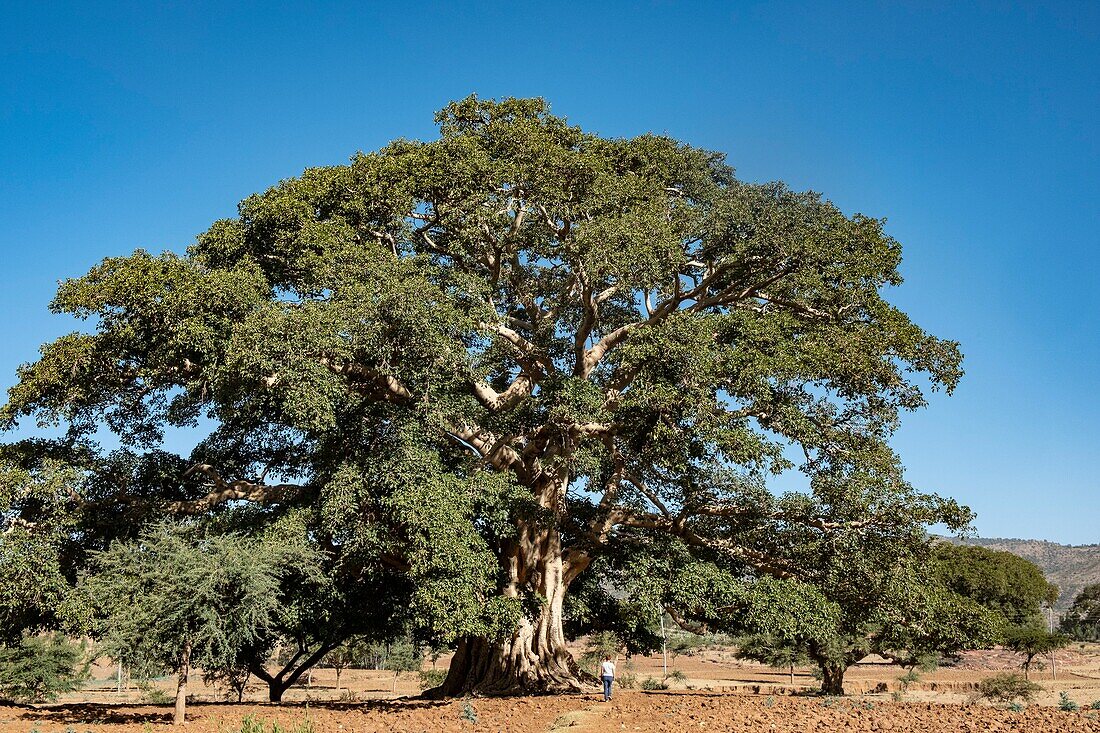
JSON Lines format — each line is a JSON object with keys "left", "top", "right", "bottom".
{"left": 73, "top": 522, "right": 321, "bottom": 723}
{"left": 579, "top": 631, "right": 622, "bottom": 677}
{"left": 323, "top": 637, "right": 373, "bottom": 693}
{"left": 203, "top": 662, "right": 251, "bottom": 702}
{"left": 735, "top": 635, "right": 811, "bottom": 685}
{"left": 382, "top": 638, "right": 422, "bottom": 693}
{"left": 0, "top": 634, "right": 88, "bottom": 703}
{"left": 1002, "top": 626, "right": 1069, "bottom": 680}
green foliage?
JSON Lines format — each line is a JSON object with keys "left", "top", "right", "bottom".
{"left": 735, "top": 634, "right": 811, "bottom": 672}
{"left": 897, "top": 668, "right": 921, "bottom": 690}
{"left": 1, "top": 95, "right": 970, "bottom": 693}
{"left": 71, "top": 521, "right": 322, "bottom": 682}
{"left": 1002, "top": 625, "right": 1070, "bottom": 679}
{"left": 1090, "top": 699, "right": 1100, "bottom": 710}
{"left": 617, "top": 665, "right": 638, "bottom": 689}
{"left": 417, "top": 669, "right": 448, "bottom": 691}
{"left": 640, "top": 677, "right": 668, "bottom": 691}
{"left": 234, "top": 715, "right": 315, "bottom": 733}
{"left": 460, "top": 702, "right": 478, "bottom": 723}
{"left": 0, "top": 459, "right": 81, "bottom": 643}
{"left": 137, "top": 682, "right": 173, "bottom": 706}
{"left": 579, "top": 632, "right": 622, "bottom": 676}
{"left": 934, "top": 544, "right": 1058, "bottom": 626}
{"left": 974, "top": 673, "right": 1042, "bottom": 703}
{"left": 0, "top": 634, "right": 88, "bottom": 703}
{"left": 665, "top": 669, "right": 687, "bottom": 685}
{"left": 1059, "top": 692, "right": 1079, "bottom": 712}
{"left": 1060, "top": 584, "right": 1100, "bottom": 641}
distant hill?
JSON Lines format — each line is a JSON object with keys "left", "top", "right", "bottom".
{"left": 944, "top": 537, "right": 1100, "bottom": 612}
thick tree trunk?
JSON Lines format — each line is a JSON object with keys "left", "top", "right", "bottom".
{"left": 174, "top": 641, "right": 191, "bottom": 725}
{"left": 267, "top": 679, "right": 286, "bottom": 703}
{"left": 439, "top": 474, "right": 591, "bottom": 696}
{"left": 819, "top": 660, "right": 846, "bottom": 696}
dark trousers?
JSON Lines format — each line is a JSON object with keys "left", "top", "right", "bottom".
{"left": 602, "top": 675, "right": 613, "bottom": 700}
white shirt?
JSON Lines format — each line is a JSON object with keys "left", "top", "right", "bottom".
{"left": 601, "top": 660, "right": 615, "bottom": 677}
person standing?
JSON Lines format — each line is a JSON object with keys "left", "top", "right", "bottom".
{"left": 600, "top": 654, "right": 616, "bottom": 702}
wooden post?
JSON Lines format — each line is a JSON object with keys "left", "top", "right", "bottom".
{"left": 659, "top": 613, "right": 668, "bottom": 680}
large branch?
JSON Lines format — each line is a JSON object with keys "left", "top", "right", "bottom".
{"left": 470, "top": 373, "right": 536, "bottom": 413}
{"left": 614, "top": 509, "right": 797, "bottom": 579}
{"left": 444, "top": 422, "right": 527, "bottom": 478}
{"left": 316, "top": 358, "right": 413, "bottom": 403}
{"left": 579, "top": 262, "right": 801, "bottom": 379}
{"left": 171, "top": 464, "right": 304, "bottom": 515}
{"left": 470, "top": 321, "right": 556, "bottom": 413}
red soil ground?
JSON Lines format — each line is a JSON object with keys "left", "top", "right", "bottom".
{"left": 5, "top": 645, "right": 1100, "bottom": 732}
{"left": 4, "top": 692, "right": 1100, "bottom": 733}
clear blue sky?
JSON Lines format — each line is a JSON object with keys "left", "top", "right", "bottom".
{"left": 2, "top": 2, "right": 1097, "bottom": 544}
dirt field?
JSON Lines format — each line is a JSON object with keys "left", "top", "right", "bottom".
{"left": 4, "top": 645, "right": 1100, "bottom": 732}
{"left": 5, "top": 692, "right": 1100, "bottom": 733}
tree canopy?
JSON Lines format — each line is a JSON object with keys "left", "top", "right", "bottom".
{"left": 933, "top": 543, "right": 1058, "bottom": 626}
{"left": 1, "top": 95, "right": 969, "bottom": 696}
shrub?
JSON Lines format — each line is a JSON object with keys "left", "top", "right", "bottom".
{"left": 665, "top": 669, "right": 687, "bottom": 686}
{"left": 0, "top": 634, "right": 88, "bottom": 703}
{"left": 640, "top": 677, "right": 668, "bottom": 691}
{"left": 417, "top": 669, "right": 448, "bottom": 691}
{"left": 897, "top": 669, "right": 921, "bottom": 692}
{"left": 1059, "top": 692, "right": 1079, "bottom": 712}
{"left": 1091, "top": 700, "right": 1100, "bottom": 710}
{"left": 137, "top": 683, "right": 172, "bottom": 706}
{"left": 233, "top": 715, "right": 314, "bottom": 733}
{"left": 617, "top": 672, "right": 637, "bottom": 689}
{"left": 974, "top": 673, "right": 1042, "bottom": 703}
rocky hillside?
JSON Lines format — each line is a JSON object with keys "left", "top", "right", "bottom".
{"left": 947, "top": 537, "right": 1100, "bottom": 611}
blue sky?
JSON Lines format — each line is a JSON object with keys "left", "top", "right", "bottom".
{"left": 1, "top": 2, "right": 1097, "bottom": 543}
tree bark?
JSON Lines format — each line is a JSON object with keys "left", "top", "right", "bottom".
{"left": 438, "top": 475, "right": 590, "bottom": 696}
{"left": 819, "top": 660, "right": 846, "bottom": 696}
{"left": 174, "top": 641, "right": 191, "bottom": 725}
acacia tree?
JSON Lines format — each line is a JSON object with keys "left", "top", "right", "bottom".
{"left": 1002, "top": 626, "right": 1070, "bottom": 680}
{"left": 72, "top": 521, "right": 320, "bottom": 723}
{"left": 1, "top": 96, "right": 965, "bottom": 695}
